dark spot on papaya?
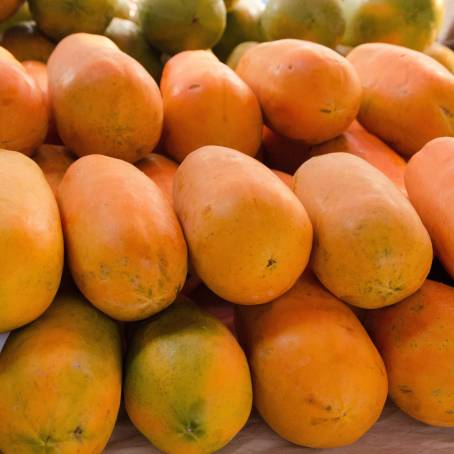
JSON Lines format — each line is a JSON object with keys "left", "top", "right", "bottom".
{"left": 325, "top": 405, "right": 332, "bottom": 411}
{"left": 410, "top": 302, "right": 424, "bottom": 312}
{"left": 446, "top": 409, "right": 454, "bottom": 414}
{"left": 398, "top": 385, "right": 413, "bottom": 394}
{"left": 73, "top": 426, "right": 83, "bottom": 440}
{"left": 441, "top": 106, "right": 454, "bottom": 118}
{"left": 320, "top": 108, "right": 332, "bottom": 113}
{"left": 189, "top": 84, "right": 201, "bottom": 90}
{"left": 287, "top": 64, "right": 293, "bottom": 70}
{"left": 267, "top": 258, "right": 277, "bottom": 268}
{"left": 192, "top": 16, "right": 198, "bottom": 24}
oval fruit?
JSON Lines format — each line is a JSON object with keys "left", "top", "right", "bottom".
{"left": 213, "top": 0, "right": 263, "bottom": 61}
{"left": 28, "top": 0, "right": 116, "bottom": 40}
{"left": 105, "top": 18, "right": 162, "bottom": 82}
{"left": 0, "top": 292, "right": 122, "bottom": 453}
{"left": 136, "top": 153, "right": 178, "bottom": 205}
{"left": 236, "top": 39, "right": 361, "bottom": 143}
{"left": 235, "top": 272, "right": 388, "bottom": 448}
{"left": 425, "top": 42, "right": 454, "bottom": 73}
{"left": 366, "top": 279, "right": 454, "bottom": 426}
{"left": 1, "top": 21, "right": 55, "bottom": 62}
{"left": 0, "top": 150, "right": 63, "bottom": 332}
{"left": 310, "top": 120, "right": 407, "bottom": 194}
{"left": 347, "top": 43, "right": 454, "bottom": 156}
{"left": 262, "top": 125, "right": 312, "bottom": 174}
{"left": 48, "top": 33, "right": 163, "bottom": 163}
{"left": 294, "top": 152, "right": 432, "bottom": 309}
{"left": 0, "top": 0, "right": 24, "bottom": 22}
{"left": 261, "top": 0, "right": 345, "bottom": 48}
{"left": 173, "top": 145, "right": 313, "bottom": 305}
{"left": 405, "top": 137, "right": 454, "bottom": 278}
{"left": 58, "top": 154, "right": 187, "bottom": 321}
{"left": 139, "top": 0, "right": 226, "bottom": 55}
{"left": 33, "top": 144, "right": 75, "bottom": 195}
{"left": 161, "top": 50, "right": 262, "bottom": 162}
{"left": 342, "top": 0, "right": 444, "bottom": 51}
{"left": 125, "top": 297, "right": 252, "bottom": 454}
{"left": 0, "top": 47, "right": 48, "bottom": 155}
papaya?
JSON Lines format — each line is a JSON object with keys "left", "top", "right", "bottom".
{"left": 22, "top": 60, "right": 60, "bottom": 144}
{"left": 173, "top": 145, "right": 313, "bottom": 305}
{"left": 262, "top": 125, "right": 312, "bottom": 174}
{"left": 161, "top": 50, "right": 262, "bottom": 162}
{"left": 0, "top": 291, "right": 122, "bottom": 452}
{"left": 136, "top": 153, "right": 178, "bottom": 205}
{"left": 28, "top": 0, "right": 116, "bottom": 40}
{"left": 0, "top": 150, "right": 63, "bottom": 332}
{"left": 425, "top": 42, "right": 454, "bottom": 73}
{"left": 213, "top": 0, "right": 263, "bottom": 61}
{"left": 0, "top": 3, "right": 31, "bottom": 35}
{"left": 342, "top": 0, "right": 444, "bottom": 51}
{"left": 0, "top": 0, "right": 24, "bottom": 22}
{"left": 272, "top": 169, "right": 293, "bottom": 188}
{"left": 310, "top": 120, "right": 407, "bottom": 194}
{"left": 405, "top": 137, "right": 454, "bottom": 279}
{"left": 236, "top": 39, "right": 361, "bottom": 143}
{"left": 33, "top": 144, "right": 76, "bottom": 195}
{"left": 0, "top": 47, "right": 48, "bottom": 155}
{"left": 235, "top": 272, "right": 388, "bottom": 448}
{"left": 0, "top": 21, "right": 54, "bottom": 62}
{"left": 105, "top": 18, "right": 163, "bottom": 82}
{"left": 139, "top": 0, "right": 226, "bottom": 55}
{"left": 294, "top": 152, "right": 432, "bottom": 309}
{"left": 365, "top": 279, "right": 454, "bottom": 426}
{"left": 226, "top": 40, "right": 258, "bottom": 69}
{"left": 58, "top": 154, "right": 187, "bottom": 321}
{"left": 48, "top": 33, "right": 163, "bottom": 163}
{"left": 224, "top": 0, "right": 239, "bottom": 11}
{"left": 347, "top": 43, "right": 454, "bottom": 156}
{"left": 261, "top": 0, "right": 345, "bottom": 48}
{"left": 125, "top": 297, "right": 252, "bottom": 454}
{"left": 115, "top": 0, "right": 134, "bottom": 20}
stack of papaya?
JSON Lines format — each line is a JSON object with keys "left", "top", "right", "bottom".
{"left": 1, "top": 0, "right": 454, "bottom": 453}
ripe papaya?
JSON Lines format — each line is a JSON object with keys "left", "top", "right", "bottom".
{"left": 235, "top": 272, "right": 388, "bottom": 447}
{"left": 58, "top": 154, "right": 187, "bottom": 321}
{"left": 161, "top": 50, "right": 262, "bottom": 162}
{"left": 28, "top": 0, "right": 116, "bottom": 40}
{"left": 0, "top": 47, "right": 48, "bottom": 155}
{"left": 236, "top": 39, "right": 361, "bottom": 143}
{"left": 173, "top": 145, "right": 312, "bottom": 305}
{"left": 0, "top": 291, "right": 122, "bottom": 453}
{"left": 425, "top": 42, "right": 454, "bottom": 73}
{"left": 48, "top": 33, "right": 163, "bottom": 163}
{"left": 0, "top": 150, "right": 63, "bottom": 332}
{"left": 405, "top": 137, "right": 454, "bottom": 279}
{"left": 0, "top": 0, "right": 24, "bottom": 22}
{"left": 226, "top": 40, "right": 258, "bottom": 69}
{"left": 294, "top": 152, "right": 432, "bottom": 309}
{"left": 125, "top": 297, "right": 252, "bottom": 454}
{"left": 366, "top": 279, "right": 454, "bottom": 426}
{"left": 347, "top": 43, "right": 454, "bottom": 156}
{"left": 33, "top": 144, "right": 76, "bottom": 196}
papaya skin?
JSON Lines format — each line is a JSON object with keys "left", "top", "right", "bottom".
{"left": 425, "top": 42, "right": 454, "bottom": 73}
{"left": 271, "top": 169, "right": 293, "bottom": 188}
{"left": 161, "top": 50, "right": 262, "bottom": 163}
{"left": 236, "top": 39, "right": 361, "bottom": 143}
{"left": 32, "top": 144, "right": 76, "bottom": 196}
{"left": 58, "top": 154, "right": 188, "bottom": 322}
{"left": 0, "top": 47, "right": 48, "bottom": 155}
{"left": 294, "top": 152, "right": 433, "bottom": 309}
{"left": 347, "top": 43, "right": 454, "bottom": 157}
{"left": 225, "top": 41, "right": 258, "bottom": 69}
{"left": 0, "top": 292, "right": 122, "bottom": 453}
{"left": 235, "top": 273, "right": 388, "bottom": 448}
{"left": 365, "top": 280, "right": 454, "bottom": 426}
{"left": 405, "top": 137, "right": 454, "bottom": 279}
{"left": 310, "top": 120, "right": 407, "bottom": 195}
{"left": 125, "top": 297, "right": 252, "bottom": 454}
{"left": 173, "top": 145, "right": 313, "bottom": 305}
{"left": 48, "top": 33, "right": 163, "bottom": 163}
{"left": 0, "top": 150, "right": 64, "bottom": 332}
{"left": 0, "top": 0, "right": 24, "bottom": 22}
